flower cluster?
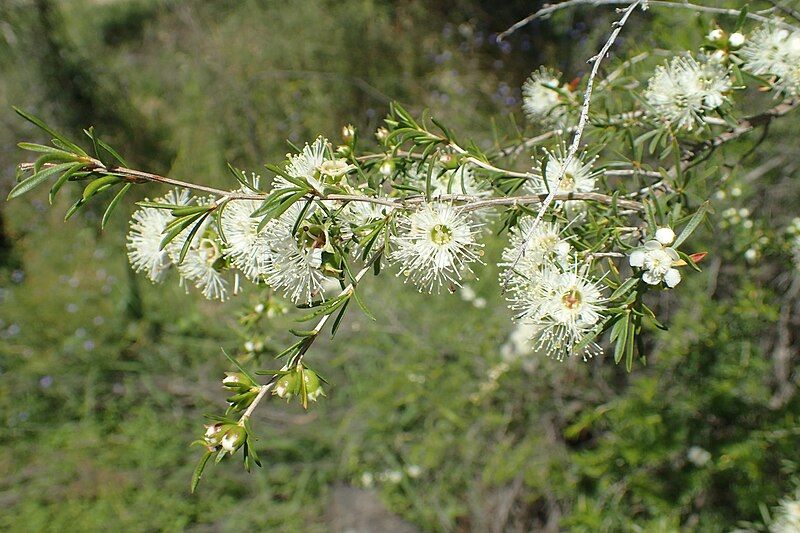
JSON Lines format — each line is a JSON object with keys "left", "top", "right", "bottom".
{"left": 501, "top": 217, "right": 606, "bottom": 360}
{"left": 522, "top": 67, "right": 573, "bottom": 127}
{"left": 644, "top": 54, "right": 732, "bottom": 130}
{"left": 740, "top": 22, "right": 800, "bottom": 96}
{"left": 128, "top": 189, "right": 231, "bottom": 300}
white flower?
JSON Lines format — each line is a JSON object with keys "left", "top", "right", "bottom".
{"left": 406, "top": 465, "right": 422, "bottom": 479}
{"left": 772, "top": 493, "right": 800, "bottom": 533}
{"left": 361, "top": 472, "right": 374, "bottom": 488}
{"left": 261, "top": 202, "right": 330, "bottom": 304}
{"left": 629, "top": 240, "right": 682, "bottom": 287}
{"left": 686, "top": 446, "right": 711, "bottom": 467}
{"left": 740, "top": 23, "right": 800, "bottom": 96}
{"left": 171, "top": 231, "right": 230, "bottom": 301}
{"left": 279, "top": 136, "right": 353, "bottom": 192}
{"left": 644, "top": 54, "right": 731, "bottom": 130}
{"left": 500, "top": 217, "right": 571, "bottom": 287}
{"left": 126, "top": 189, "right": 190, "bottom": 282}
{"left": 528, "top": 148, "right": 600, "bottom": 198}
{"left": 707, "top": 28, "right": 724, "bottom": 42}
{"left": 525, "top": 264, "right": 607, "bottom": 361}
{"left": 522, "top": 67, "right": 570, "bottom": 126}
{"left": 389, "top": 202, "right": 483, "bottom": 293}
{"left": 220, "top": 185, "right": 271, "bottom": 281}
{"left": 655, "top": 226, "right": 676, "bottom": 245}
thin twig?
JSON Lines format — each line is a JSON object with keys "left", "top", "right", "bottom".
{"left": 498, "top": 0, "right": 799, "bottom": 42}
{"left": 19, "top": 160, "right": 645, "bottom": 211}
{"left": 503, "top": 0, "right": 643, "bottom": 285}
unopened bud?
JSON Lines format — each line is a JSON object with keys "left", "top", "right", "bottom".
{"left": 223, "top": 371, "right": 256, "bottom": 392}
{"left": 379, "top": 159, "right": 394, "bottom": 177}
{"left": 302, "top": 368, "right": 325, "bottom": 402}
{"left": 707, "top": 28, "right": 724, "bottom": 42}
{"left": 728, "top": 32, "right": 745, "bottom": 49}
{"left": 655, "top": 227, "right": 676, "bottom": 245}
{"left": 203, "top": 423, "right": 224, "bottom": 448}
{"left": 274, "top": 370, "right": 300, "bottom": 399}
{"left": 342, "top": 124, "right": 356, "bottom": 143}
{"left": 220, "top": 425, "right": 247, "bottom": 453}
{"left": 375, "top": 127, "right": 389, "bottom": 143}
{"left": 438, "top": 153, "right": 459, "bottom": 170}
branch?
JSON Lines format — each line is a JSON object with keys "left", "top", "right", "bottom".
{"left": 238, "top": 246, "right": 384, "bottom": 424}
{"left": 18, "top": 161, "right": 645, "bottom": 211}
{"left": 682, "top": 100, "right": 800, "bottom": 161}
{"left": 498, "top": 0, "right": 800, "bottom": 42}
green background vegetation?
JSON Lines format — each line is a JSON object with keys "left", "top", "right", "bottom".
{"left": 1, "top": 1, "right": 798, "bottom": 531}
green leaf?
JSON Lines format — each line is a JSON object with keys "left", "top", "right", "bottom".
{"left": 190, "top": 450, "right": 214, "bottom": 494}
{"left": 102, "top": 183, "right": 132, "bottom": 229}
{"left": 177, "top": 212, "right": 212, "bottom": 263}
{"left": 609, "top": 277, "right": 638, "bottom": 301}
{"left": 48, "top": 163, "right": 86, "bottom": 204}
{"left": 221, "top": 348, "right": 259, "bottom": 384}
{"left": 8, "top": 162, "right": 77, "bottom": 200}
{"left": 82, "top": 175, "right": 123, "bottom": 201}
{"left": 13, "top": 107, "right": 87, "bottom": 156}
{"left": 673, "top": 201, "right": 710, "bottom": 248}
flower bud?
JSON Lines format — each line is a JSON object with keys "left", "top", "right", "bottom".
{"left": 220, "top": 425, "right": 247, "bottom": 453}
{"left": 375, "top": 127, "right": 389, "bottom": 144}
{"left": 655, "top": 227, "right": 676, "bottom": 245}
{"left": 302, "top": 368, "right": 325, "bottom": 402}
{"left": 274, "top": 370, "right": 300, "bottom": 399}
{"left": 707, "top": 28, "right": 724, "bottom": 42}
{"left": 728, "top": 32, "right": 745, "bottom": 49}
{"left": 438, "top": 152, "right": 459, "bottom": 170}
{"left": 223, "top": 371, "right": 256, "bottom": 392}
{"left": 379, "top": 159, "right": 394, "bottom": 177}
{"left": 203, "top": 423, "right": 224, "bottom": 449}
{"left": 342, "top": 124, "right": 356, "bottom": 143}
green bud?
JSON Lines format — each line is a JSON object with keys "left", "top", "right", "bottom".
{"left": 223, "top": 371, "right": 256, "bottom": 392}
{"left": 375, "top": 127, "right": 389, "bottom": 144}
{"left": 274, "top": 370, "right": 300, "bottom": 400}
{"left": 302, "top": 368, "right": 325, "bottom": 402}
{"left": 220, "top": 425, "right": 247, "bottom": 453}
{"left": 438, "top": 152, "right": 459, "bottom": 170}
{"left": 203, "top": 423, "right": 225, "bottom": 449}
{"left": 379, "top": 159, "right": 394, "bottom": 177}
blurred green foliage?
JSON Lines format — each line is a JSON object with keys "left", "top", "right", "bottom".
{"left": 1, "top": 0, "right": 799, "bottom": 531}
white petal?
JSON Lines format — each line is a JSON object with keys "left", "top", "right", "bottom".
{"left": 664, "top": 268, "right": 682, "bottom": 287}
{"left": 629, "top": 250, "right": 645, "bottom": 267}
{"left": 642, "top": 270, "right": 662, "bottom": 285}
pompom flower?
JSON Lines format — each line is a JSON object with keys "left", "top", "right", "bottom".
{"left": 168, "top": 212, "right": 230, "bottom": 301}
{"left": 500, "top": 218, "right": 571, "bottom": 281}
{"left": 261, "top": 203, "right": 331, "bottom": 304}
{"left": 524, "top": 264, "right": 607, "bottom": 361}
{"left": 220, "top": 180, "right": 271, "bottom": 281}
{"left": 740, "top": 22, "right": 800, "bottom": 96}
{"left": 528, "top": 147, "right": 601, "bottom": 199}
{"left": 389, "top": 202, "right": 483, "bottom": 292}
{"left": 277, "top": 136, "right": 353, "bottom": 193}
{"left": 522, "top": 67, "right": 571, "bottom": 127}
{"left": 644, "top": 54, "right": 731, "bottom": 130}
{"left": 127, "top": 189, "right": 190, "bottom": 282}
